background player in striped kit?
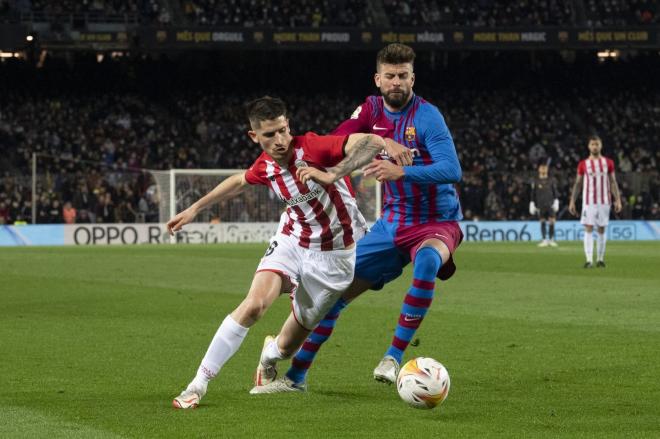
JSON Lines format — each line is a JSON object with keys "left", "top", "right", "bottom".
{"left": 529, "top": 162, "right": 560, "bottom": 247}
{"left": 569, "top": 135, "right": 623, "bottom": 268}
{"left": 251, "top": 44, "right": 463, "bottom": 393}
{"left": 167, "top": 96, "right": 386, "bottom": 408}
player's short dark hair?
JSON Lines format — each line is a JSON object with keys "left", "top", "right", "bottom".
{"left": 245, "top": 96, "right": 287, "bottom": 128}
{"left": 376, "top": 43, "right": 415, "bottom": 69}
{"left": 588, "top": 134, "right": 601, "bottom": 142}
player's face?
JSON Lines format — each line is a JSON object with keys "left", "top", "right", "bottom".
{"left": 375, "top": 63, "right": 415, "bottom": 110}
{"left": 538, "top": 165, "right": 548, "bottom": 178}
{"left": 588, "top": 138, "right": 602, "bottom": 156}
{"left": 248, "top": 116, "right": 293, "bottom": 162}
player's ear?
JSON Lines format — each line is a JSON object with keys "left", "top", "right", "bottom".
{"left": 410, "top": 72, "right": 415, "bottom": 87}
{"left": 374, "top": 72, "right": 381, "bottom": 88}
{"left": 247, "top": 130, "right": 259, "bottom": 144}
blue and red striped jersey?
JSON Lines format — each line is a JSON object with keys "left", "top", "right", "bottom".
{"left": 333, "top": 95, "right": 462, "bottom": 225}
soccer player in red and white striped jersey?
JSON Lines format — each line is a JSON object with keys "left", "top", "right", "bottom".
{"left": 167, "top": 96, "right": 385, "bottom": 408}
{"left": 569, "top": 135, "right": 622, "bottom": 268}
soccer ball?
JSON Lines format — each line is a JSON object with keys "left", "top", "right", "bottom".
{"left": 396, "top": 357, "right": 450, "bottom": 409}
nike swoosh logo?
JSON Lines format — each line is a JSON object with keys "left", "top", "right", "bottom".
{"left": 372, "top": 124, "right": 388, "bottom": 130}
{"left": 404, "top": 315, "right": 421, "bottom": 322}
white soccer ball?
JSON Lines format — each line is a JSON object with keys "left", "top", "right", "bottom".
{"left": 396, "top": 357, "right": 450, "bottom": 409}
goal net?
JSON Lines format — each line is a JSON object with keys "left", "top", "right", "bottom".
{"left": 149, "top": 169, "right": 382, "bottom": 226}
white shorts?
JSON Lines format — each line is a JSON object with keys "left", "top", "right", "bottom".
{"left": 581, "top": 204, "right": 611, "bottom": 227}
{"left": 256, "top": 233, "right": 356, "bottom": 330}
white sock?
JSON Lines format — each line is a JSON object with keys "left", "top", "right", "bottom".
{"left": 584, "top": 232, "right": 594, "bottom": 263}
{"left": 189, "top": 315, "right": 249, "bottom": 390}
{"left": 261, "top": 336, "right": 287, "bottom": 367}
{"left": 597, "top": 233, "right": 607, "bottom": 262}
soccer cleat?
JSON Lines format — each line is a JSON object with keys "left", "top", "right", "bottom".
{"left": 172, "top": 384, "right": 207, "bottom": 409}
{"left": 549, "top": 240, "right": 558, "bottom": 247}
{"left": 537, "top": 240, "right": 549, "bottom": 247}
{"left": 253, "top": 335, "right": 278, "bottom": 386}
{"left": 596, "top": 261, "right": 606, "bottom": 268}
{"left": 373, "top": 355, "right": 400, "bottom": 384}
{"left": 583, "top": 262, "right": 593, "bottom": 269}
{"left": 249, "top": 377, "right": 306, "bottom": 394}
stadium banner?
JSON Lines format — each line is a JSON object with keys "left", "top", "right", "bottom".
{"left": 139, "top": 27, "right": 659, "bottom": 50}
{"left": 460, "top": 220, "right": 660, "bottom": 242}
{"left": 1, "top": 221, "right": 658, "bottom": 246}
{"left": 39, "top": 30, "right": 132, "bottom": 49}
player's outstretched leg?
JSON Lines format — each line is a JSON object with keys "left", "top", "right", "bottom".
{"left": 173, "top": 315, "right": 249, "bottom": 409}
{"left": 375, "top": 246, "right": 441, "bottom": 384}
{"left": 283, "top": 298, "right": 348, "bottom": 386}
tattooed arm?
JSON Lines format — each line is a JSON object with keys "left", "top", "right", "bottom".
{"left": 568, "top": 173, "right": 583, "bottom": 216}
{"left": 297, "top": 134, "right": 385, "bottom": 185}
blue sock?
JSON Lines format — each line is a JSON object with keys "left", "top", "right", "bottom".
{"left": 385, "top": 246, "right": 441, "bottom": 364}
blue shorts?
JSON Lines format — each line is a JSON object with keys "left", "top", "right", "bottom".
{"left": 354, "top": 220, "right": 408, "bottom": 291}
{"left": 355, "top": 219, "right": 463, "bottom": 290}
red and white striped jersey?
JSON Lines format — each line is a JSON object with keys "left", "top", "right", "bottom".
{"left": 577, "top": 156, "right": 615, "bottom": 206}
{"left": 245, "top": 132, "right": 367, "bottom": 251}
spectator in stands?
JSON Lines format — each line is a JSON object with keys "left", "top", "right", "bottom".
{"left": 62, "top": 201, "right": 77, "bottom": 224}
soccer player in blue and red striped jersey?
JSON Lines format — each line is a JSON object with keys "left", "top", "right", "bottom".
{"left": 250, "top": 43, "right": 463, "bottom": 393}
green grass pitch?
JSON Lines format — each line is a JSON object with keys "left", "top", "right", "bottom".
{"left": 1, "top": 242, "right": 659, "bottom": 438}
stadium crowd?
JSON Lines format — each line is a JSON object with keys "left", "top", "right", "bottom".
{"left": 585, "top": 0, "right": 658, "bottom": 26}
{"left": 0, "top": 53, "right": 658, "bottom": 224}
{"left": 181, "top": 0, "right": 370, "bottom": 27}
{"left": 2, "top": 0, "right": 167, "bottom": 22}
{"left": 384, "top": 0, "right": 574, "bottom": 27}
{"left": 2, "top": 0, "right": 658, "bottom": 26}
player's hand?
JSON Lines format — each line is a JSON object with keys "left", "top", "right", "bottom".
{"left": 363, "top": 159, "right": 405, "bottom": 182}
{"left": 552, "top": 199, "right": 559, "bottom": 213}
{"left": 166, "top": 207, "right": 197, "bottom": 236}
{"left": 383, "top": 139, "right": 414, "bottom": 166}
{"left": 568, "top": 202, "right": 577, "bottom": 216}
{"left": 529, "top": 202, "right": 537, "bottom": 216}
{"left": 296, "top": 167, "right": 337, "bottom": 185}
{"left": 614, "top": 199, "right": 622, "bottom": 213}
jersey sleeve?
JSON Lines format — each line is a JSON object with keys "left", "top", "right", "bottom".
{"left": 244, "top": 157, "right": 269, "bottom": 186}
{"left": 402, "top": 104, "right": 462, "bottom": 184}
{"left": 607, "top": 158, "right": 615, "bottom": 174}
{"left": 302, "top": 132, "right": 348, "bottom": 167}
{"left": 331, "top": 98, "right": 373, "bottom": 135}
{"left": 577, "top": 160, "right": 586, "bottom": 175}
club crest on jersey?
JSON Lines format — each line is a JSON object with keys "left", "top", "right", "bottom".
{"left": 405, "top": 126, "right": 416, "bottom": 142}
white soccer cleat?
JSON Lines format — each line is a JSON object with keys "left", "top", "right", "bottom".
{"left": 537, "top": 240, "right": 549, "bottom": 247}
{"left": 253, "top": 335, "right": 278, "bottom": 386}
{"left": 172, "top": 384, "right": 207, "bottom": 409}
{"left": 549, "top": 240, "right": 558, "bottom": 247}
{"left": 249, "top": 377, "right": 306, "bottom": 394}
{"left": 373, "top": 355, "right": 400, "bottom": 384}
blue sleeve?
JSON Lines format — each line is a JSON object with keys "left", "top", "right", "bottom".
{"left": 402, "top": 104, "right": 462, "bottom": 184}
